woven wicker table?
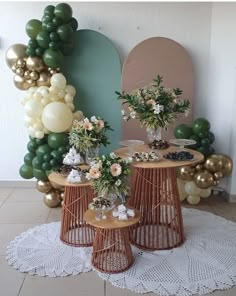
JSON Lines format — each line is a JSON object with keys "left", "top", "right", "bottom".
{"left": 48, "top": 172, "right": 95, "bottom": 247}
{"left": 84, "top": 209, "right": 141, "bottom": 274}
{"left": 114, "top": 145, "right": 204, "bottom": 251}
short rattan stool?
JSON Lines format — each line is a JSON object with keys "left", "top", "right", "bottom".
{"left": 48, "top": 172, "right": 95, "bottom": 247}
{"left": 84, "top": 209, "right": 140, "bottom": 274}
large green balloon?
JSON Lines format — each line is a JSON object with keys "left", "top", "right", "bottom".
{"left": 192, "top": 118, "right": 210, "bottom": 135}
{"left": 54, "top": 3, "right": 73, "bottom": 23}
{"left": 36, "top": 144, "right": 52, "bottom": 157}
{"left": 33, "top": 168, "right": 48, "bottom": 181}
{"left": 26, "top": 19, "right": 42, "bottom": 39}
{"left": 19, "top": 164, "right": 33, "bottom": 179}
{"left": 36, "top": 31, "right": 50, "bottom": 49}
{"left": 174, "top": 124, "right": 193, "bottom": 139}
{"left": 57, "top": 24, "right": 73, "bottom": 41}
{"left": 48, "top": 132, "right": 69, "bottom": 149}
{"left": 44, "top": 5, "right": 55, "bottom": 16}
{"left": 43, "top": 48, "right": 63, "bottom": 68}
{"left": 24, "top": 152, "right": 35, "bottom": 166}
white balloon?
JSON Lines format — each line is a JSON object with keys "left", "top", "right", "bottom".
{"left": 185, "top": 181, "right": 201, "bottom": 195}
{"left": 28, "top": 86, "right": 37, "bottom": 93}
{"left": 49, "top": 86, "right": 60, "bottom": 94}
{"left": 41, "top": 102, "right": 73, "bottom": 133}
{"left": 28, "top": 129, "right": 36, "bottom": 137}
{"left": 187, "top": 195, "right": 200, "bottom": 205}
{"left": 35, "top": 131, "right": 44, "bottom": 139}
{"left": 73, "top": 110, "right": 84, "bottom": 120}
{"left": 50, "top": 95, "right": 59, "bottom": 102}
{"left": 177, "top": 178, "right": 187, "bottom": 201}
{"left": 24, "top": 115, "right": 34, "bottom": 125}
{"left": 65, "top": 85, "right": 76, "bottom": 96}
{"left": 33, "top": 122, "right": 43, "bottom": 131}
{"left": 67, "top": 103, "right": 75, "bottom": 111}
{"left": 25, "top": 100, "right": 43, "bottom": 118}
{"left": 64, "top": 93, "right": 73, "bottom": 103}
{"left": 41, "top": 89, "right": 50, "bottom": 98}
{"left": 200, "top": 187, "right": 212, "bottom": 198}
{"left": 57, "top": 89, "right": 65, "bottom": 99}
{"left": 33, "top": 92, "right": 42, "bottom": 101}
{"left": 41, "top": 98, "right": 50, "bottom": 106}
{"left": 50, "top": 73, "right": 66, "bottom": 89}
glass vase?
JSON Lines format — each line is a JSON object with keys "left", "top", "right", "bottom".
{"left": 86, "top": 146, "right": 100, "bottom": 165}
{"left": 146, "top": 127, "right": 162, "bottom": 143}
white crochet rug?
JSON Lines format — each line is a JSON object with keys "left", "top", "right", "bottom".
{"left": 6, "top": 208, "right": 236, "bottom": 296}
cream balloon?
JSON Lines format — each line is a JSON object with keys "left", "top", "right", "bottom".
{"left": 50, "top": 73, "right": 66, "bottom": 89}
{"left": 187, "top": 195, "right": 201, "bottom": 205}
{"left": 24, "top": 100, "right": 43, "bottom": 117}
{"left": 65, "top": 85, "right": 76, "bottom": 96}
{"left": 200, "top": 187, "right": 212, "bottom": 198}
{"left": 41, "top": 102, "right": 73, "bottom": 133}
{"left": 177, "top": 178, "right": 187, "bottom": 201}
{"left": 185, "top": 181, "right": 201, "bottom": 195}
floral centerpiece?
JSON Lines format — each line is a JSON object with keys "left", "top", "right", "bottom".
{"left": 116, "top": 75, "right": 190, "bottom": 142}
{"left": 68, "top": 116, "right": 112, "bottom": 163}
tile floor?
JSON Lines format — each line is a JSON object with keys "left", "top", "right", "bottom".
{"left": 0, "top": 187, "right": 235, "bottom": 296}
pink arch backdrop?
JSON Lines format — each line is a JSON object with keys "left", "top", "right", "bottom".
{"left": 121, "top": 37, "right": 193, "bottom": 141}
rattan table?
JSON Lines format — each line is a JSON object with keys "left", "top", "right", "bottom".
{"left": 48, "top": 172, "right": 95, "bottom": 247}
{"left": 114, "top": 145, "right": 204, "bottom": 251}
{"left": 84, "top": 209, "right": 141, "bottom": 274}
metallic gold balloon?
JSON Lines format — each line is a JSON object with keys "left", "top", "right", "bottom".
{"left": 177, "top": 166, "right": 195, "bottom": 181}
{"left": 194, "top": 170, "right": 214, "bottom": 189}
{"left": 13, "top": 75, "right": 30, "bottom": 90}
{"left": 26, "top": 56, "right": 45, "bottom": 72}
{"left": 195, "top": 164, "right": 203, "bottom": 171}
{"left": 24, "top": 70, "right": 31, "bottom": 79}
{"left": 6, "top": 44, "right": 27, "bottom": 68}
{"left": 204, "top": 154, "right": 223, "bottom": 172}
{"left": 11, "top": 64, "right": 17, "bottom": 73}
{"left": 30, "top": 70, "right": 39, "bottom": 81}
{"left": 60, "top": 192, "right": 65, "bottom": 200}
{"left": 213, "top": 171, "right": 223, "bottom": 180}
{"left": 214, "top": 180, "right": 220, "bottom": 186}
{"left": 26, "top": 79, "right": 36, "bottom": 87}
{"left": 43, "top": 190, "right": 61, "bottom": 208}
{"left": 16, "top": 68, "right": 24, "bottom": 77}
{"left": 37, "top": 72, "right": 50, "bottom": 87}
{"left": 16, "top": 58, "right": 26, "bottom": 68}
{"left": 217, "top": 154, "right": 233, "bottom": 177}
{"left": 36, "top": 180, "right": 53, "bottom": 193}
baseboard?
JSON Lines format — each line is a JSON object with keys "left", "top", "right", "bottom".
{"left": 0, "top": 180, "right": 35, "bottom": 188}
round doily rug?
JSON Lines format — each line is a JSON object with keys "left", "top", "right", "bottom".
{"left": 6, "top": 208, "right": 236, "bottom": 296}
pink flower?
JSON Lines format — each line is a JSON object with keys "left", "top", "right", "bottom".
{"left": 146, "top": 99, "right": 156, "bottom": 106}
{"left": 89, "top": 167, "right": 101, "bottom": 179}
{"left": 83, "top": 121, "right": 93, "bottom": 131}
{"left": 96, "top": 119, "right": 104, "bottom": 129}
{"left": 110, "top": 163, "right": 122, "bottom": 176}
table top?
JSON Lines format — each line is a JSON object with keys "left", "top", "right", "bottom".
{"left": 84, "top": 208, "right": 141, "bottom": 229}
{"left": 114, "top": 145, "right": 204, "bottom": 169}
{"left": 48, "top": 172, "right": 91, "bottom": 187}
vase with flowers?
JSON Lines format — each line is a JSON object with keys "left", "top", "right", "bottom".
{"left": 68, "top": 116, "right": 112, "bottom": 164}
{"left": 116, "top": 75, "right": 190, "bottom": 143}
{"left": 86, "top": 152, "right": 131, "bottom": 220}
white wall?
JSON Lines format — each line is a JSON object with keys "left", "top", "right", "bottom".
{"left": 0, "top": 2, "right": 212, "bottom": 181}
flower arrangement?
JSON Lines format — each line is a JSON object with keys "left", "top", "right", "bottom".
{"left": 86, "top": 152, "right": 131, "bottom": 198}
{"left": 116, "top": 75, "right": 190, "bottom": 130}
{"left": 68, "top": 116, "right": 112, "bottom": 153}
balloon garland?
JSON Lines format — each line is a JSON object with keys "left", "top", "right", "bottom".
{"left": 6, "top": 3, "right": 81, "bottom": 207}
{"left": 174, "top": 118, "right": 233, "bottom": 204}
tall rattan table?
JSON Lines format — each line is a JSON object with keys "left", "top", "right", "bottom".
{"left": 48, "top": 172, "right": 95, "bottom": 247}
{"left": 84, "top": 209, "right": 141, "bottom": 274}
{"left": 114, "top": 145, "right": 204, "bottom": 251}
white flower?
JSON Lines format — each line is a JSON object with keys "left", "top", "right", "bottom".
{"left": 96, "top": 119, "right": 104, "bottom": 129}
{"left": 121, "top": 110, "right": 126, "bottom": 116}
{"left": 153, "top": 104, "right": 164, "bottom": 114}
{"left": 84, "top": 117, "right": 90, "bottom": 123}
{"left": 110, "top": 163, "right": 122, "bottom": 176}
{"left": 115, "top": 179, "right": 121, "bottom": 186}
{"left": 91, "top": 116, "right": 97, "bottom": 122}
{"left": 110, "top": 152, "right": 116, "bottom": 159}
{"left": 89, "top": 167, "right": 101, "bottom": 179}
{"left": 130, "top": 111, "right": 136, "bottom": 119}
{"left": 123, "top": 116, "right": 128, "bottom": 121}
{"left": 83, "top": 121, "right": 93, "bottom": 130}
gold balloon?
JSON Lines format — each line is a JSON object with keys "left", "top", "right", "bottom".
{"left": 214, "top": 180, "right": 220, "bottom": 186}
{"left": 24, "top": 70, "right": 31, "bottom": 79}
{"left": 13, "top": 75, "right": 30, "bottom": 90}
{"left": 204, "top": 154, "right": 223, "bottom": 172}
{"left": 36, "top": 180, "right": 53, "bottom": 193}
{"left": 43, "top": 190, "right": 61, "bottom": 208}
{"left": 16, "top": 68, "right": 24, "bottom": 77}
{"left": 60, "top": 192, "right": 65, "bottom": 200}
{"left": 11, "top": 64, "right": 17, "bottom": 73}
{"left": 194, "top": 170, "right": 214, "bottom": 189}
{"left": 30, "top": 70, "right": 39, "bottom": 81}
{"left": 37, "top": 72, "right": 50, "bottom": 87}
{"left": 50, "top": 181, "right": 65, "bottom": 191}
{"left": 26, "top": 79, "right": 36, "bottom": 87}
{"left": 16, "top": 58, "right": 26, "bottom": 68}
{"left": 217, "top": 154, "right": 233, "bottom": 177}
{"left": 195, "top": 164, "right": 203, "bottom": 171}
{"left": 5, "top": 44, "right": 27, "bottom": 68}
{"left": 177, "top": 166, "right": 195, "bottom": 181}
{"left": 213, "top": 171, "right": 223, "bottom": 180}
{"left": 26, "top": 56, "right": 45, "bottom": 72}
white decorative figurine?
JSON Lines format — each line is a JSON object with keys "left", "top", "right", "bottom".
{"left": 67, "top": 169, "right": 82, "bottom": 183}
{"left": 63, "top": 147, "right": 81, "bottom": 166}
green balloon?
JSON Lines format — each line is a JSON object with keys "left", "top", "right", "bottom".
{"left": 192, "top": 118, "right": 210, "bottom": 135}
{"left": 209, "top": 146, "right": 215, "bottom": 155}
{"left": 50, "top": 32, "right": 60, "bottom": 41}
{"left": 43, "top": 48, "right": 63, "bottom": 68}
{"left": 196, "top": 146, "right": 211, "bottom": 157}
{"left": 207, "top": 131, "right": 215, "bottom": 144}
{"left": 44, "top": 5, "right": 55, "bottom": 16}
{"left": 36, "top": 31, "right": 50, "bottom": 49}
{"left": 48, "top": 132, "right": 69, "bottom": 149}
{"left": 27, "top": 141, "right": 37, "bottom": 153}
{"left": 174, "top": 124, "right": 193, "bottom": 139}
{"left": 28, "top": 39, "right": 38, "bottom": 48}
{"left": 42, "top": 162, "right": 51, "bottom": 171}
{"left": 43, "top": 154, "right": 52, "bottom": 162}
{"left": 51, "top": 150, "right": 63, "bottom": 162}
{"left": 58, "top": 146, "right": 67, "bottom": 154}
{"left": 33, "top": 168, "right": 48, "bottom": 181}
{"left": 54, "top": 3, "right": 72, "bottom": 22}
{"left": 19, "top": 164, "right": 33, "bottom": 179}
{"left": 32, "top": 156, "right": 43, "bottom": 170}
{"left": 36, "top": 144, "right": 52, "bottom": 157}
{"left": 52, "top": 16, "right": 63, "bottom": 27}
{"left": 189, "top": 134, "right": 201, "bottom": 149}
{"left": 69, "top": 17, "right": 78, "bottom": 31}
{"left": 35, "top": 137, "right": 47, "bottom": 145}
{"left": 26, "top": 46, "right": 35, "bottom": 56}
{"left": 57, "top": 24, "right": 73, "bottom": 41}
{"left": 198, "top": 130, "right": 209, "bottom": 139}
{"left": 201, "top": 138, "right": 210, "bottom": 147}
{"left": 46, "top": 22, "right": 57, "bottom": 33}
{"left": 50, "top": 158, "right": 58, "bottom": 167}
{"left": 49, "top": 41, "right": 59, "bottom": 50}
{"left": 26, "top": 19, "right": 42, "bottom": 39}
{"left": 24, "top": 153, "right": 35, "bottom": 166}
{"left": 35, "top": 47, "right": 44, "bottom": 57}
